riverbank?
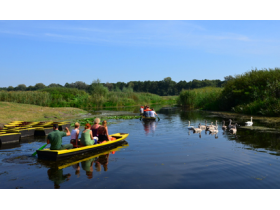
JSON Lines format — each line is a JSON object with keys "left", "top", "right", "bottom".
{"left": 177, "top": 68, "right": 280, "bottom": 116}
{"left": 0, "top": 102, "right": 90, "bottom": 127}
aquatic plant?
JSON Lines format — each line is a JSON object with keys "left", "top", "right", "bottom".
{"left": 71, "top": 116, "right": 141, "bottom": 126}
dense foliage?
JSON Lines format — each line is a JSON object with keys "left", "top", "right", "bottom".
{"left": 219, "top": 68, "right": 280, "bottom": 116}
{"left": 178, "top": 68, "right": 280, "bottom": 116}
{"left": 0, "top": 77, "right": 225, "bottom": 96}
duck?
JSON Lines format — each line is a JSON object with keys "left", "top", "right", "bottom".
{"left": 230, "top": 123, "right": 237, "bottom": 133}
{"left": 245, "top": 117, "right": 253, "bottom": 126}
{"left": 188, "top": 121, "right": 194, "bottom": 130}
{"left": 222, "top": 120, "right": 227, "bottom": 130}
{"left": 199, "top": 120, "right": 207, "bottom": 130}
{"left": 193, "top": 123, "right": 202, "bottom": 133}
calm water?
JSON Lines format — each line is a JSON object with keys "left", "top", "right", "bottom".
{"left": 1, "top": 107, "right": 280, "bottom": 189}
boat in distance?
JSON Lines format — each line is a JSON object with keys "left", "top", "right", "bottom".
{"left": 36, "top": 133, "right": 129, "bottom": 161}
{"left": 141, "top": 115, "right": 157, "bottom": 121}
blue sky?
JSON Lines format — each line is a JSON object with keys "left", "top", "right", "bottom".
{"left": 1, "top": 20, "right": 280, "bottom": 87}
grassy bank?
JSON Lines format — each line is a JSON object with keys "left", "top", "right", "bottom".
{"left": 0, "top": 102, "right": 88, "bottom": 126}
{"left": 0, "top": 87, "right": 176, "bottom": 109}
{"left": 177, "top": 87, "right": 223, "bottom": 110}
{"left": 178, "top": 68, "right": 280, "bottom": 116}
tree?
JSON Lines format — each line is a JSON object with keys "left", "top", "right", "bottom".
{"left": 89, "top": 79, "right": 108, "bottom": 97}
{"left": 7, "top": 86, "right": 14, "bottom": 91}
{"left": 224, "top": 75, "right": 234, "bottom": 82}
{"left": 104, "top": 82, "right": 114, "bottom": 91}
{"left": 16, "top": 84, "right": 27, "bottom": 91}
{"left": 34, "top": 83, "right": 46, "bottom": 90}
{"left": 48, "top": 83, "right": 62, "bottom": 88}
{"left": 163, "top": 77, "right": 172, "bottom": 83}
{"left": 73, "top": 81, "right": 88, "bottom": 90}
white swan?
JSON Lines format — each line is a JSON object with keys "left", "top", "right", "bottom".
{"left": 206, "top": 122, "right": 213, "bottom": 130}
{"left": 222, "top": 120, "right": 227, "bottom": 130}
{"left": 188, "top": 121, "right": 194, "bottom": 130}
{"left": 228, "top": 119, "right": 235, "bottom": 129}
{"left": 199, "top": 120, "right": 207, "bottom": 130}
{"left": 245, "top": 117, "right": 253, "bottom": 126}
{"left": 230, "top": 123, "right": 237, "bottom": 133}
{"left": 193, "top": 123, "right": 202, "bottom": 133}
{"left": 209, "top": 121, "right": 218, "bottom": 134}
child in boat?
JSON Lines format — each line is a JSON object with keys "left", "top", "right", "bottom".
{"left": 47, "top": 124, "right": 73, "bottom": 150}
{"left": 91, "top": 118, "right": 100, "bottom": 137}
{"left": 80, "top": 123, "right": 97, "bottom": 146}
{"left": 97, "top": 120, "right": 111, "bottom": 143}
{"left": 70, "top": 122, "right": 80, "bottom": 147}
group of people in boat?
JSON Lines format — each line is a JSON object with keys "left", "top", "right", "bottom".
{"left": 47, "top": 118, "right": 112, "bottom": 150}
{"left": 140, "top": 105, "right": 158, "bottom": 118}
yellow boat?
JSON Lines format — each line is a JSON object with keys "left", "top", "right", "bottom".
{"left": 37, "top": 133, "right": 129, "bottom": 161}
{"left": 0, "top": 132, "right": 21, "bottom": 144}
{"left": 34, "top": 127, "right": 54, "bottom": 136}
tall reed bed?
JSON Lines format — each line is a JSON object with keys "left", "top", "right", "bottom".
{"left": 0, "top": 88, "right": 174, "bottom": 109}
{"left": 177, "top": 87, "right": 223, "bottom": 110}
{"left": 0, "top": 91, "right": 51, "bottom": 106}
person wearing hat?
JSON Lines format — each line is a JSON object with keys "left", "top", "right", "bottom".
{"left": 47, "top": 124, "right": 73, "bottom": 150}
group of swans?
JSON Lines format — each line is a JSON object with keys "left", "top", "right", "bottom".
{"left": 188, "top": 117, "right": 253, "bottom": 134}
{"left": 188, "top": 120, "right": 218, "bottom": 134}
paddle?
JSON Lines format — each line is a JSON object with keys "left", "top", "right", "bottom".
{"left": 32, "top": 143, "right": 48, "bottom": 156}
{"left": 157, "top": 116, "right": 160, "bottom": 121}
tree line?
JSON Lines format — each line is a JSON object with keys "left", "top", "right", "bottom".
{"left": 0, "top": 77, "right": 232, "bottom": 96}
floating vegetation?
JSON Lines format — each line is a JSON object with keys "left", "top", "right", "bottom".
{"left": 71, "top": 116, "right": 141, "bottom": 126}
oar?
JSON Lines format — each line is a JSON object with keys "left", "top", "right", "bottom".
{"left": 32, "top": 144, "right": 48, "bottom": 156}
{"left": 157, "top": 116, "right": 160, "bottom": 121}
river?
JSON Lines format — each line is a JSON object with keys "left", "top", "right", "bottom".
{"left": 1, "top": 106, "right": 280, "bottom": 189}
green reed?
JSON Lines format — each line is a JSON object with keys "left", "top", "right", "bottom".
{"left": 177, "top": 87, "right": 223, "bottom": 110}
{"left": 0, "top": 88, "right": 175, "bottom": 109}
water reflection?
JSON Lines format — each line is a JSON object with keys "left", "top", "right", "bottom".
{"left": 95, "top": 153, "right": 109, "bottom": 172}
{"left": 47, "top": 168, "right": 71, "bottom": 189}
{"left": 81, "top": 157, "right": 95, "bottom": 179}
{"left": 45, "top": 144, "right": 128, "bottom": 188}
{"left": 142, "top": 121, "right": 157, "bottom": 135}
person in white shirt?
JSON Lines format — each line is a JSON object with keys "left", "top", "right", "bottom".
{"left": 70, "top": 122, "right": 80, "bottom": 147}
{"left": 150, "top": 108, "right": 158, "bottom": 118}
{"left": 140, "top": 106, "right": 144, "bottom": 115}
